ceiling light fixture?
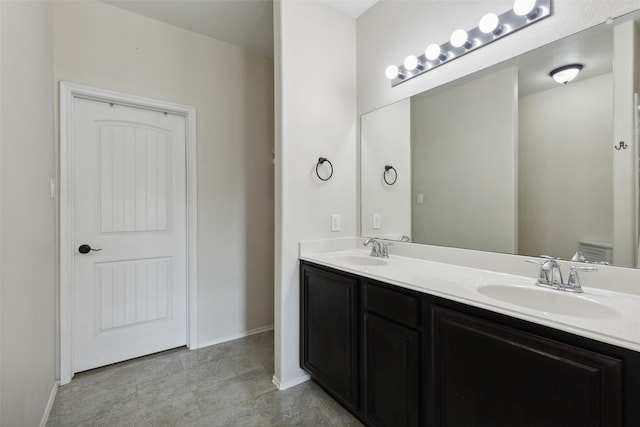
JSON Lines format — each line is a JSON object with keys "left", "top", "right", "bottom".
{"left": 385, "top": 0, "right": 552, "bottom": 87}
{"left": 549, "top": 64, "right": 583, "bottom": 84}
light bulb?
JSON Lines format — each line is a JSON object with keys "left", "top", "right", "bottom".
{"left": 404, "top": 55, "right": 419, "bottom": 71}
{"left": 450, "top": 29, "right": 469, "bottom": 48}
{"left": 513, "top": 0, "right": 536, "bottom": 16}
{"left": 425, "top": 44, "right": 443, "bottom": 61}
{"left": 479, "top": 13, "right": 500, "bottom": 34}
{"left": 385, "top": 65, "right": 399, "bottom": 80}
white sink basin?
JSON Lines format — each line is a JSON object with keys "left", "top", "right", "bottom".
{"left": 329, "top": 255, "right": 387, "bottom": 267}
{"left": 477, "top": 284, "right": 621, "bottom": 319}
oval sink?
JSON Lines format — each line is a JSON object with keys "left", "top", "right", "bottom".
{"left": 477, "top": 284, "right": 620, "bottom": 319}
{"left": 329, "top": 255, "right": 387, "bottom": 267}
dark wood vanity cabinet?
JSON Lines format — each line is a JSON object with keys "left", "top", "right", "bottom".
{"left": 300, "top": 262, "right": 423, "bottom": 425}
{"left": 300, "top": 261, "right": 640, "bottom": 427}
{"left": 300, "top": 263, "right": 360, "bottom": 412}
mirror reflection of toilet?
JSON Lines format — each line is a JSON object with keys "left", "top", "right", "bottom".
{"left": 578, "top": 240, "right": 613, "bottom": 264}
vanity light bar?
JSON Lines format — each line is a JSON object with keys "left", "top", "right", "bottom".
{"left": 387, "top": 0, "right": 552, "bottom": 87}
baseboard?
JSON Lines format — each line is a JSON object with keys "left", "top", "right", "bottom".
{"left": 39, "top": 380, "right": 59, "bottom": 427}
{"left": 272, "top": 373, "right": 310, "bottom": 390}
{"left": 194, "top": 324, "right": 274, "bottom": 350}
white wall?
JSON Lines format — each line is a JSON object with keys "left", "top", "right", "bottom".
{"left": 274, "top": 0, "right": 356, "bottom": 388}
{"left": 411, "top": 68, "right": 517, "bottom": 253}
{"left": 357, "top": 1, "right": 640, "bottom": 115}
{"left": 361, "top": 98, "right": 411, "bottom": 239}
{"left": 52, "top": 0, "right": 274, "bottom": 347}
{"left": 0, "top": 1, "right": 57, "bottom": 425}
{"left": 519, "top": 73, "right": 613, "bottom": 260}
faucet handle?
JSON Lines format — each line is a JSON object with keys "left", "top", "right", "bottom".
{"left": 525, "top": 257, "right": 559, "bottom": 268}
{"left": 525, "top": 257, "right": 561, "bottom": 284}
{"left": 525, "top": 259, "right": 548, "bottom": 282}
{"left": 538, "top": 255, "right": 561, "bottom": 273}
{"left": 571, "top": 265, "right": 598, "bottom": 272}
{"left": 380, "top": 242, "right": 392, "bottom": 258}
{"left": 566, "top": 265, "right": 597, "bottom": 292}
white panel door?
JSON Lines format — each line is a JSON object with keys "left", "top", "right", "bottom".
{"left": 73, "top": 98, "right": 187, "bottom": 373}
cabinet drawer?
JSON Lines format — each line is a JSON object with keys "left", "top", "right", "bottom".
{"left": 364, "top": 282, "right": 419, "bottom": 328}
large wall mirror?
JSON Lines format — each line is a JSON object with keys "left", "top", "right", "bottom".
{"left": 361, "top": 8, "right": 640, "bottom": 269}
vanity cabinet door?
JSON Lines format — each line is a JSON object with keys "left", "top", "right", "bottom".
{"left": 364, "top": 313, "right": 419, "bottom": 427}
{"left": 363, "top": 281, "right": 422, "bottom": 427}
{"left": 431, "top": 305, "right": 623, "bottom": 427}
{"left": 300, "top": 263, "right": 360, "bottom": 412}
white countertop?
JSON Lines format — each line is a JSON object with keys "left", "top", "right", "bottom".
{"left": 299, "top": 238, "right": 640, "bottom": 353}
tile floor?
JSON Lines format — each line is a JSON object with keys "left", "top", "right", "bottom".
{"left": 46, "top": 330, "right": 363, "bottom": 426}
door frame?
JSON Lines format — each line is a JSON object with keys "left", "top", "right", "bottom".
{"left": 59, "top": 81, "right": 198, "bottom": 385}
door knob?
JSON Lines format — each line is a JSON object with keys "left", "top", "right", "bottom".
{"left": 78, "top": 244, "right": 102, "bottom": 254}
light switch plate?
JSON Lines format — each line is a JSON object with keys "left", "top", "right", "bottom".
{"left": 331, "top": 214, "right": 341, "bottom": 232}
{"left": 372, "top": 213, "right": 381, "bottom": 229}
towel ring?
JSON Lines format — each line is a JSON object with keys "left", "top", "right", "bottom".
{"left": 316, "top": 157, "right": 333, "bottom": 181}
{"left": 384, "top": 165, "right": 397, "bottom": 185}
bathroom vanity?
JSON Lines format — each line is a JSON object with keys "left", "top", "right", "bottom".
{"left": 299, "top": 243, "right": 640, "bottom": 427}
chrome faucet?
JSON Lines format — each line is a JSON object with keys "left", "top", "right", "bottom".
{"left": 363, "top": 238, "right": 381, "bottom": 257}
{"left": 363, "top": 238, "right": 391, "bottom": 258}
{"left": 526, "top": 256, "right": 597, "bottom": 293}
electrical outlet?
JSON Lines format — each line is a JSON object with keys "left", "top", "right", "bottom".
{"left": 331, "top": 214, "right": 341, "bottom": 232}
{"left": 50, "top": 178, "right": 56, "bottom": 199}
{"left": 372, "top": 213, "right": 381, "bottom": 229}
{"left": 417, "top": 193, "right": 424, "bottom": 204}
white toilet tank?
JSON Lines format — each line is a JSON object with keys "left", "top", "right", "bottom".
{"left": 578, "top": 240, "right": 613, "bottom": 264}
